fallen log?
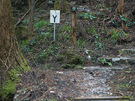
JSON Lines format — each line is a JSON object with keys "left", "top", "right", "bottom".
{"left": 74, "top": 96, "right": 130, "bottom": 101}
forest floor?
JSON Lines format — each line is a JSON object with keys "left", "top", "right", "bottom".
{"left": 13, "top": 1, "right": 135, "bottom": 101}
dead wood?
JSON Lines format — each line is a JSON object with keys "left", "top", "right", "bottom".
{"left": 15, "top": 0, "right": 38, "bottom": 26}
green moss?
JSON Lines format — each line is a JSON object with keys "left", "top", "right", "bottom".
{"left": 0, "top": 54, "right": 30, "bottom": 99}
{"left": 57, "top": 54, "right": 64, "bottom": 62}
{"left": 54, "top": 0, "right": 69, "bottom": 13}
{"left": 0, "top": 78, "right": 18, "bottom": 98}
{"left": 62, "top": 49, "right": 84, "bottom": 64}
{"left": 20, "top": 53, "right": 30, "bottom": 71}
{"left": 54, "top": 0, "right": 59, "bottom": 10}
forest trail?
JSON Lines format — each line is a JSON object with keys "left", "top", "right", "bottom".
{"left": 59, "top": 67, "right": 118, "bottom": 97}
{"left": 71, "top": 66, "right": 129, "bottom": 101}
{"left": 12, "top": 1, "right": 135, "bottom": 100}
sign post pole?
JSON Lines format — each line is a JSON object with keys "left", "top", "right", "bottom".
{"left": 54, "top": 22, "right": 56, "bottom": 41}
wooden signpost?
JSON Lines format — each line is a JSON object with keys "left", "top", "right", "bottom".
{"left": 70, "top": 5, "right": 77, "bottom": 44}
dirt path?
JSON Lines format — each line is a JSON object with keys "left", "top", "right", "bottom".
{"left": 14, "top": 65, "right": 134, "bottom": 101}
{"left": 50, "top": 66, "right": 126, "bottom": 100}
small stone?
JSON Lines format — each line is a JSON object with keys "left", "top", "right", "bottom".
{"left": 50, "top": 91, "right": 55, "bottom": 94}
{"left": 87, "top": 55, "right": 91, "bottom": 59}
{"left": 16, "top": 74, "right": 22, "bottom": 76}
{"left": 56, "top": 71, "right": 64, "bottom": 74}
{"left": 112, "top": 58, "right": 120, "bottom": 62}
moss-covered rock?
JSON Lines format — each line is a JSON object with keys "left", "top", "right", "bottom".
{"left": 57, "top": 49, "right": 84, "bottom": 69}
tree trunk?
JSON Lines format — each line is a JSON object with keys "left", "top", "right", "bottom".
{"left": 0, "top": 0, "right": 14, "bottom": 100}
{"left": 28, "top": 0, "right": 35, "bottom": 36}
{"left": 115, "top": 0, "right": 124, "bottom": 15}
{"left": 59, "top": 0, "right": 67, "bottom": 13}
{"left": 0, "top": 0, "right": 29, "bottom": 100}
{"left": 71, "top": 12, "right": 76, "bottom": 44}
{"left": 45, "top": 0, "right": 49, "bottom": 9}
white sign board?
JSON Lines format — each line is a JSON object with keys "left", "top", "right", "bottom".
{"left": 50, "top": 10, "right": 60, "bottom": 23}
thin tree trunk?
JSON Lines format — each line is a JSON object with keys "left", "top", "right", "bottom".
{"left": 15, "top": 0, "right": 38, "bottom": 26}
{"left": 59, "top": 0, "right": 67, "bottom": 13}
{"left": 116, "top": 0, "right": 124, "bottom": 15}
{"left": 28, "top": 0, "right": 35, "bottom": 36}
{"left": 45, "top": 0, "right": 49, "bottom": 9}
{"left": 71, "top": 11, "right": 76, "bottom": 44}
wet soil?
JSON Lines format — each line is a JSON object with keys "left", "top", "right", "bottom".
{"left": 15, "top": 65, "right": 135, "bottom": 101}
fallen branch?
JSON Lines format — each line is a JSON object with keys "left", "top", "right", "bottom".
{"left": 15, "top": 0, "right": 38, "bottom": 26}
{"left": 15, "top": 9, "right": 30, "bottom": 26}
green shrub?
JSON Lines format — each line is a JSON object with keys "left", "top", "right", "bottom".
{"left": 109, "top": 28, "right": 127, "bottom": 41}
{"left": 120, "top": 15, "right": 135, "bottom": 27}
{"left": 38, "top": 44, "right": 58, "bottom": 62}
{"left": 34, "top": 20, "right": 49, "bottom": 31}
{"left": 77, "top": 38, "right": 85, "bottom": 48}
{"left": 98, "top": 58, "right": 112, "bottom": 66}
{"left": 79, "top": 12, "right": 97, "bottom": 20}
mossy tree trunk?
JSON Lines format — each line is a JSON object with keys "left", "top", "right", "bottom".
{"left": 60, "top": 0, "right": 67, "bottom": 13}
{"left": 0, "top": 0, "right": 29, "bottom": 100}
{"left": 0, "top": 0, "right": 14, "bottom": 92}
{"left": 54, "top": 0, "right": 67, "bottom": 13}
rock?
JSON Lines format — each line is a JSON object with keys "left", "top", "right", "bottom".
{"left": 56, "top": 71, "right": 64, "bottom": 74}
{"left": 85, "top": 49, "right": 93, "bottom": 59}
{"left": 57, "top": 49, "right": 84, "bottom": 69}
{"left": 85, "top": 49, "right": 100, "bottom": 59}
{"left": 50, "top": 91, "right": 56, "bottom": 94}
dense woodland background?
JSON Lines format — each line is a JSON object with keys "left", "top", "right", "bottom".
{"left": 0, "top": 0, "right": 135, "bottom": 100}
